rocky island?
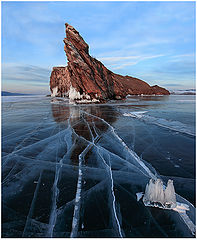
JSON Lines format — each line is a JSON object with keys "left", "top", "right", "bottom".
{"left": 50, "top": 23, "right": 170, "bottom": 103}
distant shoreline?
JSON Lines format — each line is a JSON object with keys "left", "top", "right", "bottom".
{"left": 1, "top": 91, "right": 47, "bottom": 96}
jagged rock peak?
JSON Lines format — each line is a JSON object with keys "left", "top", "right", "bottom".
{"left": 50, "top": 23, "right": 170, "bottom": 103}
{"left": 64, "top": 23, "right": 89, "bottom": 54}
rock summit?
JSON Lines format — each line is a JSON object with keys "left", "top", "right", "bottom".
{"left": 50, "top": 23, "right": 170, "bottom": 103}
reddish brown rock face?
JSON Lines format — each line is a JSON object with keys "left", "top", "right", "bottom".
{"left": 50, "top": 23, "right": 170, "bottom": 102}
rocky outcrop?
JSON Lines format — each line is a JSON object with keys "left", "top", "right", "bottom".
{"left": 50, "top": 23, "right": 170, "bottom": 103}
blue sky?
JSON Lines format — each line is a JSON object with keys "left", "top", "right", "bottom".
{"left": 2, "top": 1, "right": 196, "bottom": 94}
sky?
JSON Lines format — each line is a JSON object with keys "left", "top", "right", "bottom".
{"left": 1, "top": 1, "right": 196, "bottom": 94}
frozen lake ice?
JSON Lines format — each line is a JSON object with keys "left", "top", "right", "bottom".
{"left": 2, "top": 95, "right": 195, "bottom": 237}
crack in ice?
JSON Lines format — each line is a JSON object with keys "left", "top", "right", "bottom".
{"left": 97, "top": 149, "right": 123, "bottom": 237}
{"left": 81, "top": 110, "right": 156, "bottom": 180}
{"left": 22, "top": 172, "right": 43, "bottom": 237}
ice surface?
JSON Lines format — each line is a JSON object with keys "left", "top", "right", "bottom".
{"left": 123, "top": 111, "right": 195, "bottom": 136}
{"left": 2, "top": 95, "right": 195, "bottom": 237}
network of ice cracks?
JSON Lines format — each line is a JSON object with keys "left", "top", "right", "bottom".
{"left": 2, "top": 100, "right": 195, "bottom": 238}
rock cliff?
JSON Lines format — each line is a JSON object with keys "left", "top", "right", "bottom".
{"left": 50, "top": 23, "right": 170, "bottom": 103}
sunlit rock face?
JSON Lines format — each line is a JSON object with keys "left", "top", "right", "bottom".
{"left": 50, "top": 23, "right": 170, "bottom": 102}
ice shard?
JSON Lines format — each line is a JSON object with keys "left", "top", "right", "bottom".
{"left": 164, "top": 179, "right": 177, "bottom": 208}
{"left": 155, "top": 179, "right": 165, "bottom": 204}
{"left": 143, "top": 178, "right": 176, "bottom": 208}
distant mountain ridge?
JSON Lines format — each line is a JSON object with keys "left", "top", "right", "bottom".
{"left": 170, "top": 89, "right": 196, "bottom": 95}
{"left": 1, "top": 91, "right": 32, "bottom": 96}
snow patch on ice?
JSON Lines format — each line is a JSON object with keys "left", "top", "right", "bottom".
{"left": 123, "top": 111, "right": 147, "bottom": 118}
{"left": 174, "top": 164, "right": 180, "bottom": 168}
{"left": 75, "top": 98, "right": 100, "bottom": 104}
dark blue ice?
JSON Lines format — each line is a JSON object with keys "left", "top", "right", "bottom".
{"left": 2, "top": 95, "right": 195, "bottom": 237}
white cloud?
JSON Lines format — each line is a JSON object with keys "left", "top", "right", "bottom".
{"left": 171, "top": 53, "right": 195, "bottom": 58}
{"left": 98, "top": 56, "right": 140, "bottom": 62}
{"left": 99, "top": 54, "right": 165, "bottom": 70}
{"left": 169, "top": 53, "right": 195, "bottom": 62}
{"left": 2, "top": 63, "right": 51, "bottom": 84}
